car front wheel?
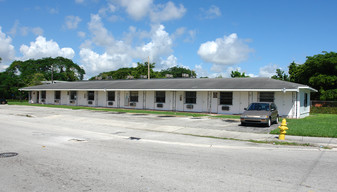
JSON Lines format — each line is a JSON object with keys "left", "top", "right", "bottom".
{"left": 274, "top": 116, "right": 279, "bottom": 124}
{"left": 266, "top": 118, "right": 271, "bottom": 127}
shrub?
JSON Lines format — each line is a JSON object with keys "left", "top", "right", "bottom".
{"left": 311, "top": 107, "right": 337, "bottom": 114}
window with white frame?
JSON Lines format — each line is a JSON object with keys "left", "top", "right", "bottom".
{"left": 41, "top": 91, "right": 46, "bottom": 99}
{"left": 185, "top": 91, "right": 196, "bottom": 104}
{"left": 54, "top": 91, "right": 61, "bottom": 100}
{"left": 220, "top": 92, "right": 233, "bottom": 105}
{"left": 130, "top": 91, "right": 138, "bottom": 102}
{"left": 70, "top": 91, "right": 77, "bottom": 100}
{"left": 88, "top": 91, "right": 95, "bottom": 100}
{"left": 259, "top": 92, "right": 274, "bottom": 102}
{"left": 107, "top": 91, "right": 115, "bottom": 101}
{"left": 155, "top": 91, "right": 165, "bottom": 103}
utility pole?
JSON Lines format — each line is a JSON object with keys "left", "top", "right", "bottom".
{"left": 51, "top": 64, "right": 54, "bottom": 84}
{"left": 148, "top": 56, "right": 150, "bottom": 80}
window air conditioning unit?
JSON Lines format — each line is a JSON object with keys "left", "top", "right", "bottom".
{"left": 157, "top": 103, "right": 163, "bottom": 108}
{"left": 108, "top": 101, "right": 113, "bottom": 106}
{"left": 222, "top": 106, "right": 230, "bottom": 111}
{"left": 41, "top": 99, "right": 45, "bottom": 103}
{"left": 186, "top": 104, "right": 193, "bottom": 109}
{"left": 54, "top": 100, "right": 59, "bottom": 104}
{"left": 129, "top": 102, "right": 136, "bottom": 107}
{"left": 88, "top": 101, "right": 93, "bottom": 105}
{"left": 70, "top": 100, "right": 75, "bottom": 104}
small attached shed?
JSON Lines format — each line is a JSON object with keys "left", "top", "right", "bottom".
{"left": 20, "top": 78, "right": 317, "bottom": 118}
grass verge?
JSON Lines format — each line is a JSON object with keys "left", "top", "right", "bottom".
{"left": 270, "top": 114, "right": 337, "bottom": 138}
{"left": 8, "top": 101, "right": 240, "bottom": 119}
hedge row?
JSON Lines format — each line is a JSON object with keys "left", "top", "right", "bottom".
{"left": 311, "top": 107, "right": 337, "bottom": 114}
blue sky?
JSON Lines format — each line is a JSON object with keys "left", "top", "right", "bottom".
{"left": 0, "top": 0, "right": 336, "bottom": 79}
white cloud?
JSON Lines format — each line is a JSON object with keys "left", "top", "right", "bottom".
{"left": 194, "top": 64, "right": 209, "bottom": 77}
{"left": 80, "top": 14, "right": 177, "bottom": 77}
{"left": 119, "top": 0, "right": 153, "bottom": 20}
{"left": 259, "top": 64, "right": 278, "bottom": 77}
{"left": 198, "top": 33, "right": 253, "bottom": 67}
{"left": 98, "top": 3, "right": 117, "bottom": 17}
{"left": 201, "top": 5, "right": 221, "bottom": 19}
{"left": 64, "top": 15, "right": 82, "bottom": 30}
{"left": 139, "top": 24, "right": 173, "bottom": 61}
{"left": 0, "top": 27, "right": 15, "bottom": 69}
{"left": 79, "top": 48, "right": 131, "bottom": 77}
{"left": 115, "top": 0, "right": 185, "bottom": 23}
{"left": 87, "top": 14, "right": 115, "bottom": 47}
{"left": 150, "top": 1, "right": 186, "bottom": 23}
{"left": 19, "top": 36, "right": 75, "bottom": 60}
{"left": 157, "top": 54, "right": 178, "bottom": 70}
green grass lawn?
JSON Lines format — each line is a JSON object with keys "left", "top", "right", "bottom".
{"left": 270, "top": 114, "right": 337, "bottom": 138}
{"left": 8, "top": 101, "right": 240, "bottom": 119}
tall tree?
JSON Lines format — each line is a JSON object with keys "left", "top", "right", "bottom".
{"left": 230, "top": 70, "right": 249, "bottom": 78}
{"left": 6, "top": 57, "right": 85, "bottom": 85}
{"left": 90, "top": 65, "right": 197, "bottom": 80}
{"left": 0, "top": 57, "right": 85, "bottom": 99}
{"left": 271, "top": 69, "right": 289, "bottom": 81}
{"left": 90, "top": 62, "right": 159, "bottom": 80}
{"left": 288, "top": 51, "right": 337, "bottom": 100}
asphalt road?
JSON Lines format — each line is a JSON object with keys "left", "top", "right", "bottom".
{"left": 0, "top": 105, "right": 336, "bottom": 192}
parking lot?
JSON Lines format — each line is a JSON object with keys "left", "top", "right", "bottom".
{"left": 0, "top": 105, "right": 278, "bottom": 135}
{"left": 1, "top": 105, "right": 336, "bottom": 192}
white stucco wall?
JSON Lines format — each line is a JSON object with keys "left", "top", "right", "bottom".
{"left": 274, "top": 91, "right": 294, "bottom": 118}
{"left": 27, "top": 89, "right": 312, "bottom": 118}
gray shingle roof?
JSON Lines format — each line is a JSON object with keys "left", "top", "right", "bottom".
{"left": 20, "top": 78, "right": 317, "bottom": 92}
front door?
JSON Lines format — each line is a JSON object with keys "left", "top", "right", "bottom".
{"left": 248, "top": 92, "right": 253, "bottom": 105}
{"left": 124, "top": 92, "right": 129, "bottom": 106}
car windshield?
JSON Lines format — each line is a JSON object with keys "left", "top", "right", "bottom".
{"left": 248, "top": 103, "right": 270, "bottom": 111}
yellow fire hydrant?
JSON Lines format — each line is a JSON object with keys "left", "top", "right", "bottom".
{"left": 278, "top": 118, "right": 288, "bottom": 140}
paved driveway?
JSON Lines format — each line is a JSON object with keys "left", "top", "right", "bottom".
{"left": 0, "top": 105, "right": 279, "bottom": 134}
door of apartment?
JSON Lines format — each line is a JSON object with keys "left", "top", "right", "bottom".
{"left": 248, "top": 92, "right": 253, "bottom": 105}
{"left": 124, "top": 92, "right": 129, "bottom": 106}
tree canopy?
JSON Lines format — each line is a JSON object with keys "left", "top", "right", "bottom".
{"left": 0, "top": 57, "right": 85, "bottom": 99}
{"left": 89, "top": 64, "right": 196, "bottom": 80}
{"left": 230, "top": 70, "right": 249, "bottom": 78}
{"left": 271, "top": 69, "right": 289, "bottom": 81}
{"left": 288, "top": 51, "right": 337, "bottom": 100}
{"left": 6, "top": 57, "right": 85, "bottom": 85}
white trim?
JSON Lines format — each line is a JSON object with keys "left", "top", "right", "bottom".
{"left": 20, "top": 88, "right": 301, "bottom": 92}
{"left": 298, "top": 87, "right": 318, "bottom": 92}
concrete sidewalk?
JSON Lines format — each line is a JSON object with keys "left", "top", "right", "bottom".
{"left": 138, "top": 121, "right": 337, "bottom": 148}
